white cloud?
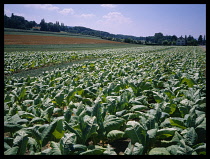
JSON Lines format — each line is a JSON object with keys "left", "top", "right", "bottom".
{"left": 96, "top": 12, "right": 133, "bottom": 35}
{"left": 77, "top": 13, "right": 95, "bottom": 18}
{"left": 59, "top": 8, "right": 74, "bottom": 15}
{"left": 24, "top": 4, "right": 59, "bottom": 11}
{"left": 102, "top": 12, "right": 132, "bottom": 24}
{"left": 100, "top": 4, "right": 116, "bottom": 8}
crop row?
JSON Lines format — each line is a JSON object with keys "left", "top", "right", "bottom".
{"left": 4, "top": 46, "right": 172, "bottom": 75}
{"left": 4, "top": 46, "right": 206, "bottom": 155}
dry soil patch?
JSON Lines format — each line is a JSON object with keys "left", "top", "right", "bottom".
{"left": 4, "top": 34, "right": 123, "bottom": 45}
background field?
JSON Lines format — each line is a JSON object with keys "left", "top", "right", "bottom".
{"left": 4, "top": 28, "right": 106, "bottom": 39}
{"left": 4, "top": 28, "right": 140, "bottom": 52}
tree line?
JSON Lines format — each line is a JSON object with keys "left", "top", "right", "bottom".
{"left": 4, "top": 13, "right": 206, "bottom": 46}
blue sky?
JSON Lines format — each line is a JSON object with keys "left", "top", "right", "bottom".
{"left": 4, "top": 4, "right": 206, "bottom": 38}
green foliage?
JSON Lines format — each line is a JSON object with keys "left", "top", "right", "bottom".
{"left": 125, "top": 121, "right": 147, "bottom": 145}
{"left": 4, "top": 46, "right": 206, "bottom": 155}
{"left": 124, "top": 142, "right": 144, "bottom": 155}
{"left": 148, "top": 147, "right": 170, "bottom": 155}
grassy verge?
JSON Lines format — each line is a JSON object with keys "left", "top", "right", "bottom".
{"left": 4, "top": 28, "right": 103, "bottom": 39}
{"left": 4, "top": 43, "right": 142, "bottom": 52}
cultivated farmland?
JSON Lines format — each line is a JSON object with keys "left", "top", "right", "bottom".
{"left": 4, "top": 46, "right": 206, "bottom": 155}
{"left": 4, "top": 28, "right": 132, "bottom": 52}
{"left": 4, "top": 34, "right": 123, "bottom": 45}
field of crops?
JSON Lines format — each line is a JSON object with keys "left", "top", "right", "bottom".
{"left": 4, "top": 46, "right": 206, "bottom": 155}
{"left": 4, "top": 28, "right": 131, "bottom": 52}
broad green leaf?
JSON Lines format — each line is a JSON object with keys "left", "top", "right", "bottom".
{"left": 30, "top": 117, "right": 45, "bottom": 124}
{"left": 4, "top": 122, "right": 23, "bottom": 134}
{"left": 64, "top": 108, "right": 72, "bottom": 123}
{"left": 160, "top": 118, "right": 171, "bottom": 128}
{"left": 103, "top": 144, "right": 117, "bottom": 155}
{"left": 41, "top": 148, "right": 51, "bottom": 155}
{"left": 195, "top": 114, "right": 205, "bottom": 127}
{"left": 178, "top": 105, "right": 191, "bottom": 117}
{"left": 156, "top": 128, "right": 176, "bottom": 139}
{"left": 181, "top": 127, "right": 197, "bottom": 146}
{"left": 4, "top": 146, "right": 19, "bottom": 155}
{"left": 27, "top": 137, "right": 38, "bottom": 155}
{"left": 146, "top": 116, "right": 158, "bottom": 130}
{"left": 161, "top": 131, "right": 183, "bottom": 146}
{"left": 79, "top": 149, "right": 104, "bottom": 155}
{"left": 41, "top": 106, "right": 54, "bottom": 122}
{"left": 48, "top": 141, "right": 62, "bottom": 155}
{"left": 64, "top": 122, "right": 82, "bottom": 141}
{"left": 107, "top": 130, "right": 125, "bottom": 141}
{"left": 148, "top": 147, "right": 170, "bottom": 155}
{"left": 125, "top": 121, "right": 146, "bottom": 145}
{"left": 176, "top": 139, "right": 195, "bottom": 155}
{"left": 13, "top": 130, "right": 29, "bottom": 155}
{"left": 55, "top": 93, "right": 65, "bottom": 106}
{"left": 73, "top": 103, "right": 85, "bottom": 116}
{"left": 18, "top": 86, "right": 26, "bottom": 101}
{"left": 52, "top": 119, "right": 65, "bottom": 140}
{"left": 24, "top": 126, "right": 42, "bottom": 143}
{"left": 195, "top": 97, "right": 206, "bottom": 105}
{"left": 139, "top": 81, "right": 152, "bottom": 91}
{"left": 195, "top": 118, "right": 206, "bottom": 143}
{"left": 18, "top": 111, "right": 36, "bottom": 119}
{"left": 169, "top": 117, "right": 187, "bottom": 129}
{"left": 4, "top": 142, "right": 11, "bottom": 151}
{"left": 153, "top": 91, "right": 165, "bottom": 103}
{"left": 194, "top": 143, "right": 206, "bottom": 155}
{"left": 41, "top": 119, "right": 58, "bottom": 146}
{"left": 71, "top": 144, "right": 87, "bottom": 152}
{"left": 116, "top": 110, "right": 127, "bottom": 117}
{"left": 181, "top": 77, "right": 195, "bottom": 88}
{"left": 103, "top": 115, "right": 125, "bottom": 133}
{"left": 163, "top": 89, "right": 175, "bottom": 99}
{"left": 80, "top": 115, "right": 98, "bottom": 144}
{"left": 76, "top": 87, "right": 84, "bottom": 96}
{"left": 124, "top": 142, "right": 144, "bottom": 155}
{"left": 147, "top": 128, "right": 157, "bottom": 139}
{"left": 163, "top": 102, "right": 177, "bottom": 115}
{"left": 180, "top": 99, "right": 193, "bottom": 106}
{"left": 65, "top": 116, "right": 98, "bottom": 144}
{"left": 59, "top": 133, "right": 77, "bottom": 155}
{"left": 66, "top": 89, "right": 76, "bottom": 104}
{"left": 79, "top": 145, "right": 106, "bottom": 155}
{"left": 130, "top": 105, "right": 148, "bottom": 112}
{"left": 91, "top": 99, "right": 104, "bottom": 124}
{"left": 166, "top": 145, "right": 179, "bottom": 155}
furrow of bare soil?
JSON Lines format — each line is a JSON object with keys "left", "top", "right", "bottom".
{"left": 4, "top": 34, "right": 123, "bottom": 45}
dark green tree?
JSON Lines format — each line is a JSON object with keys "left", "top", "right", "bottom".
{"left": 162, "top": 40, "right": 169, "bottom": 45}
{"left": 171, "top": 35, "right": 177, "bottom": 41}
{"left": 185, "top": 35, "right": 188, "bottom": 45}
{"left": 198, "top": 35, "right": 203, "bottom": 45}
{"left": 154, "top": 32, "right": 164, "bottom": 44}
{"left": 203, "top": 35, "right": 206, "bottom": 45}
{"left": 40, "top": 19, "right": 48, "bottom": 31}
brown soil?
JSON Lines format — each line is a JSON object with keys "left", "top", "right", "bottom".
{"left": 4, "top": 34, "right": 123, "bottom": 45}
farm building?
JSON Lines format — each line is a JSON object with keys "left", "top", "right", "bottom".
{"left": 176, "top": 37, "right": 185, "bottom": 45}
{"left": 32, "top": 26, "right": 41, "bottom": 31}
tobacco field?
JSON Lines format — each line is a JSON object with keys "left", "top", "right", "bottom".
{"left": 4, "top": 46, "right": 206, "bottom": 155}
